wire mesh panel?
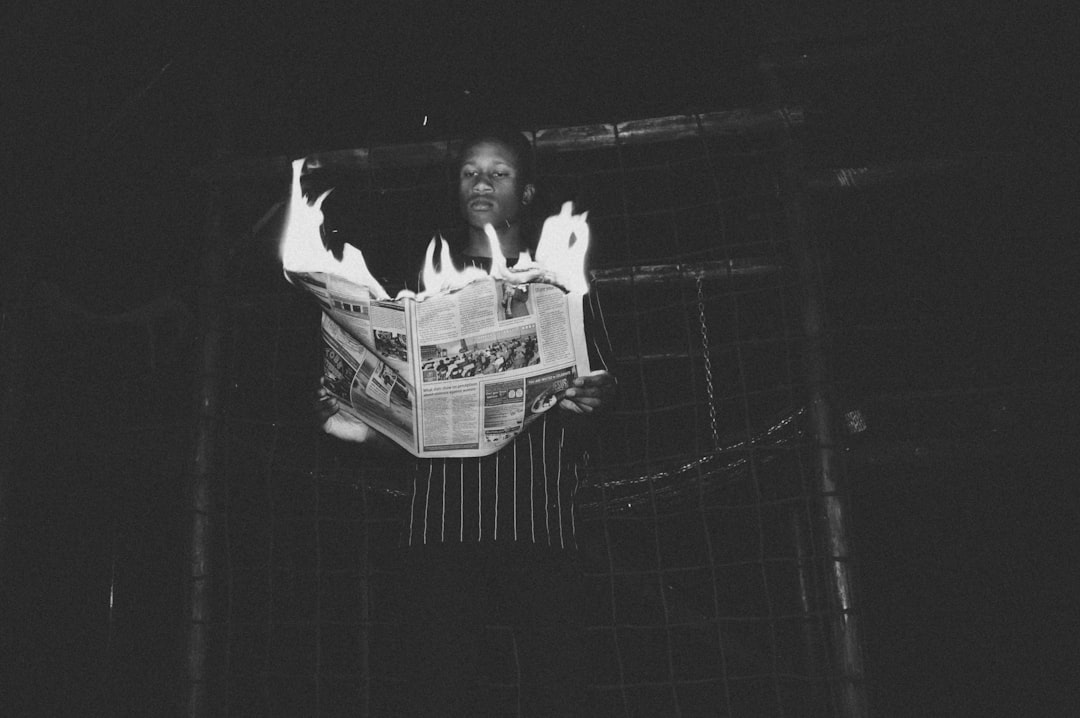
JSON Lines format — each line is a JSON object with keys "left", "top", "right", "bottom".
{"left": 213, "top": 116, "right": 840, "bottom": 717}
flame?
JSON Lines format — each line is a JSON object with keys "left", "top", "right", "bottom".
{"left": 535, "top": 202, "right": 590, "bottom": 294}
{"left": 414, "top": 235, "right": 489, "bottom": 299}
{"left": 279, "top": 159, "right": 390, "bottom": 300}
{"left": 486, "top": 202, "right": 591, "bottom": 295}
{"left": 279, "top": 158, "right": 591, "bottom": 300}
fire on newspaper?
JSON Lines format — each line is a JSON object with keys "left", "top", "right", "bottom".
{"left": 279, "top": 158, "right": 593, "bottom": 458}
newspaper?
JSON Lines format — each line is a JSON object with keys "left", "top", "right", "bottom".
{"left": 289, "top": 269, "right": 592, "bottom": 458}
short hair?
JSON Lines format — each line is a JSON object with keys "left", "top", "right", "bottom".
{"left": 456, "top": 122, "right": 535, "bottom": 185}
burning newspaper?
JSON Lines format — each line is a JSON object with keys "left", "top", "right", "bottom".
{"left": 279, "top": 159, "right": 593, "bottom": 458}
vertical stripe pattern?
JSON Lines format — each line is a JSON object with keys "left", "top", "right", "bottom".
{"left": 404, "top": 414, "right": 581, "bottom": 549}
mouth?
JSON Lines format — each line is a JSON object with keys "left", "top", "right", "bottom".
{"left": 468, "top": 198, "right": 495, "bottom": 211}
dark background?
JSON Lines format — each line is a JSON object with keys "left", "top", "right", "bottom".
{"left": 2, "top": 1, "right": 1076, "bottom": 715}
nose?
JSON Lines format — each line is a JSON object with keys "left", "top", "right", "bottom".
{"left": 470, "top": 173, "right": 494, "bottom": 193}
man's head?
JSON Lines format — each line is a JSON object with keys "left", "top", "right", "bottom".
{"left": 456, "top": 124, "right": 536, "bottom": 231}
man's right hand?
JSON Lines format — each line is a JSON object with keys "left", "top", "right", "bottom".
{"left": 316, "top": 378, "right": 378, "bottom": 444}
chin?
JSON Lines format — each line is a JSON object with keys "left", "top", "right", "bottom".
{"left": 469, "top": 212, "right": 499, "bottom": 226}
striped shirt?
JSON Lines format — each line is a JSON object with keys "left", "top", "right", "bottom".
{"left": 403, "top": 412, "right": 583, "bottom": 548}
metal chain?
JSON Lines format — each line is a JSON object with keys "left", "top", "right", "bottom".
{"left": 696, "top": 274, "right": 720, "bottom": 450}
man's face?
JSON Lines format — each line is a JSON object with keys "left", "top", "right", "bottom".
{"left": 458, "top": 140, "right": 534, "bottom": 230}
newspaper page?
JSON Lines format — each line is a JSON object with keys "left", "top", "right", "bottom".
{"left": 288, "top": 270, "right": 419, "bottom": 450}
{"left": 289, "top": 270, "right": 591, "bottom": 458}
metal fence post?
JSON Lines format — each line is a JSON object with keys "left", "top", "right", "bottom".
{"left": 780, "top": 130, "right": 870, "bottom": 717}
{"left": 185, "top": 183, "right": 227, "bottom": 717}
{"left": 185, "top": 68, "right": 234, "bottom": 711}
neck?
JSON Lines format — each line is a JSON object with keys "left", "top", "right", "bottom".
{"left": 465, "top": 222, "right": 526, "bottom": 259}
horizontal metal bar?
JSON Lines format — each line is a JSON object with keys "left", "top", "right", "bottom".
{"left": 533, "top": 107, "right": 803, "bottom": 152}
{"left": 805, "top": 151, "right": 1029, "bottom": 190}
{"left": 590, "top": 258, "right": 784, "bottom": 286}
